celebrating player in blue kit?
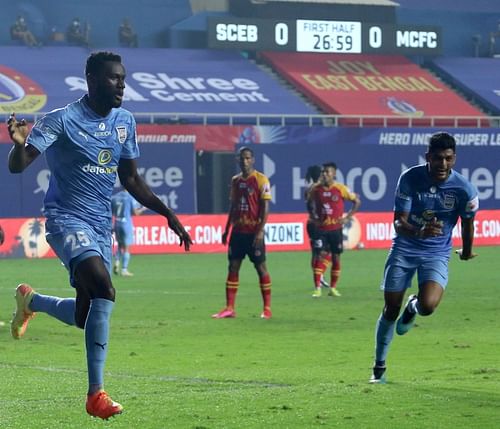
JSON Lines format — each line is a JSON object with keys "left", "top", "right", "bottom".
{"left": 7, "top": 51, "right": 192, "bottom": 419}
{"left": 370, "top": 132, "right": 478, "bottom": 384}
{"left": 111, "top": 188, "right": 145, "bottom": 276}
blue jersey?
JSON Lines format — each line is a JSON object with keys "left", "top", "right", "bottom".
{"left": 27, "top": 95, "right": 140, "bottom": 228}
{"left": 391, "top": 164, "right": 479, "bottom": 258}
{"left": 111, "top": 191, "right": 139, "bottom": 229}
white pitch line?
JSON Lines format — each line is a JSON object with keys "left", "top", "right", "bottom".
{"left": 0, "top": 362, "right": 289, "bottom": 388}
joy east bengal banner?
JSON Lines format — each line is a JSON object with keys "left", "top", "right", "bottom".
{"left": 261, "top": 53, "right": 486, "bottom": 125}
{"left": 1, "top": 211, "right": 499, "bottom": 259}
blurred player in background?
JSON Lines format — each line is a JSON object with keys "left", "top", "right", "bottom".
{"left": 308, "top": 162, "right": 361, "bottom": 298}
{"left": 370, "top": 132, "right": 478, "bottom": 384}
{"left": 111, "top": 188, "right": 145, "bottom": 276}
{"left": 304, "top": 165, "right": 330, "bottom": 289}
{"left": 0, "top": 224, "right": 4, "bottom": 245}
{"left": 7, "top": 51, "right": 192, "bottom": 419}
{"left": 212, "top": 146, "right": 273, "bottom": 319}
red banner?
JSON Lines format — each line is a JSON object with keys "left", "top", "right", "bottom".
{"left": 1, "top": 211, "right": 499, "bottom": 259}
{"left": 0, "top": 123, "right": 246, "bottom": 151}
{"left": 261, "top": 53, "right": 486, "bottom": 126}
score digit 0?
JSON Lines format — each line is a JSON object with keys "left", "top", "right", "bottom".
{"left": 274, "top": 22, "right": 289, "bottom": 46}
{"left": 368, "top": 26, "right": 382, "bottom": 48}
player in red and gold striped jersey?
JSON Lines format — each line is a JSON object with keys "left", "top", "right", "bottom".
{"left": 308, "top": 162, "right": 361, "bottom": 297}
{"left": 212, "top": 147, "right": 273, "bottom": 319}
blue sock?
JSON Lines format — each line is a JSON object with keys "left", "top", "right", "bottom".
{"left": 374, "top": 314, "right": 395, "bottom": 364}
{"left": 122, "top": 252, "right": 130, "bottom": 270}
{"left": 30, "top": 293, "right": 75, "bottom": 326}
{"left": 85, "top": 298, "right": 114, "bottom": 387}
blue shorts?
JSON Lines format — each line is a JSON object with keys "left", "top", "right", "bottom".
{"left": 45, "top": 214, "right": 112, "bottom": 286}
{"left": 114, "top": 222, "right": 134, "bottom": 246}
{"left": 380, "top": 251, "right": 449, "bottom": 292}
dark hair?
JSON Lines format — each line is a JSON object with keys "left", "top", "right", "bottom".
{"left": 428, "top": 132, "right": 456, "bottom": 153}
{"left": 322, "top": 162, "right": 337, "bottom": 170}
{"left": 85, "top": 51, "right": 122, "bottom": 77}
{"left": 306, "top": 165, "right": 322, "bottom": 183}
{"left": 238, "top": 146, "right": 254, "bottom": 157}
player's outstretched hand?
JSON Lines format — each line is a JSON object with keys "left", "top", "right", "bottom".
{"left": 167, "top": 214, "right": 193, "bottom": 251}
{"left": 7, "top": 113, "right": 29, "bottom": 146}
{"left": 455, "top": 249, "right": 478, "bottom": 260}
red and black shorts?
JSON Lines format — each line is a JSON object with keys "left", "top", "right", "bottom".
{"left": 313, "top": 229, "right": 343, "bottom": 255}
{"left": 228, "top": 231, "right": 266, "bottom": 265}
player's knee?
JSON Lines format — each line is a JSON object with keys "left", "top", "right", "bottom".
{"left": 383, "top": 306, "right": 400, "bottom": 321}
{"left": 417, "top": 302, "right": 436, "bottom": 316}
{"left": 98, "top": 285, "right": 116, "bottom": 301}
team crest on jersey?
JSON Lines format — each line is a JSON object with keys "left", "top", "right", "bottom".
{"left": 442, "top": 193, "right": 455, "bottom": 209}
{"left": 116, "top": 126, "right": 127, "bottom": 144}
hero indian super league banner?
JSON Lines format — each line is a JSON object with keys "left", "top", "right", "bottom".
{"left": 245, "top": 141, "right": 500, "bottom": 212}
{"left": 261, "top": 53, "right": 485, "bottom": 123}
{"left": 0, "top": 143, "right": 196, "bottom": 218}
{"left": 1, "top": 211, "right": 499, "bottom": 259}
{"left": 430, "top": 57, "right": 500, "bottom": 115}
{"left": 4, "top": 124, "right": 500, "bottom": 153}
{"left": 0, "top": 47, "right": 315, "bottom": 116}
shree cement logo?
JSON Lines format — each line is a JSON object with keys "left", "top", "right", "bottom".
{"left": 0, "top": 65, "right": 47, "bottom": 113}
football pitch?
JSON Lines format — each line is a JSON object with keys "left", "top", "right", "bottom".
{"left": 0, "top": 248, "right": 498, "bottom": 429}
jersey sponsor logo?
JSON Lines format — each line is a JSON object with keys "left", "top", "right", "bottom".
{"left": 93, "top": 130, "right": 112, "bottom": 137}
{"left": 422, "top": 209, "right": 435, "bottom": 220}
{"left": 82, "top": 163, "right": 118, "bottom": 174}
{"left": 0, "top": 65, "right": 47, "bottom": 113}
{"left": 116, "top": 126, "right": 127, "bottom": 144}
{"left": 97, "top": 150, "right": 112, "bottom": 165}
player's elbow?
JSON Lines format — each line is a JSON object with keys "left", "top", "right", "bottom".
{"left": 8, "top": 163, "right": 24, "bottom": 174}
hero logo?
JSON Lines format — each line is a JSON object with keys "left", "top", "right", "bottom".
{"left": 396, "top": 30, "right": 438, "bottom": 49}
{"left": 216, "top": 23, "right": 258, "bottom": 42}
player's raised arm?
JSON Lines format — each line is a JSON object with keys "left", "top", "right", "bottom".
{"left": 117, "top": 157, "right": 192, "bottom": 250}
{"left": 7, "top": 113, "right": 40, "bottom": 173}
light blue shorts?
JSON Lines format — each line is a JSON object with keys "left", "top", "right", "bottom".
{"left": 45, "top": 214, "right": 112, "bottom": 286}
{"left": 380, "top": 252, "right": 449, "bottom": 292}
{"left": 114, "top": 222, "right": 134, "bottom": 247}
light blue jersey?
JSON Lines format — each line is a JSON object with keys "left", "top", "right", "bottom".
{"left": 111, "top": 190, "right": 140, "bottom": 246}
{"left": 26, "top": 95, "right": 139, "bottom": 277}
{"left": 391, "top": 164, "right": 479, "bottom": 258}
{"left": 27, "top": 95, "right": 140, "bottom": 229}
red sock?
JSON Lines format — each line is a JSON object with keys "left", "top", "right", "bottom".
{"left": 323, "top": 253, "right": 332, "bottom": 268}
{"left": 330, "top": 257, "right": 341, "bottom": 289}
{"left": 259, "top": 273, "right": 272, "bottom": 309}
{"left": 226, "top": 272, "right": 239, "bottom": 309}
{"left": 313, "top": 258, "right": 327, "bottom": 287}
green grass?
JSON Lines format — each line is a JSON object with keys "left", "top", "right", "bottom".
{"left": 0, "top": 248, "right": 498, "bottom": 429}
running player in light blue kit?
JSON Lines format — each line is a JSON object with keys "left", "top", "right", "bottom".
{"left": 7, "top": 51, "right": 192, "bottom": 419}
{"left": 111, "top": 188, "right": 144, "bottom": 276}
{"left": 369, "top": 132, "right": 478, "bottom": 384}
